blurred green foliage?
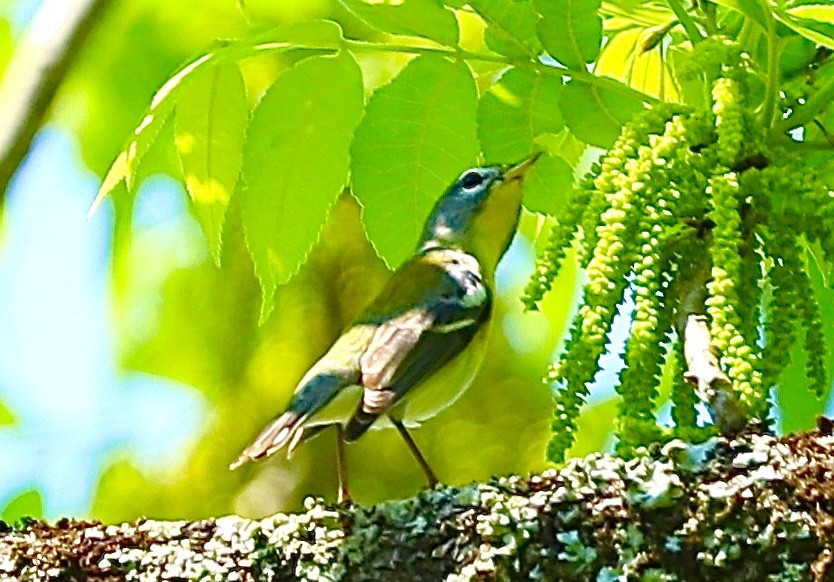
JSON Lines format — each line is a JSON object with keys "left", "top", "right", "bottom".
{"left": 90, "top": 190, "right": 581, "bottom": 520}
{"left": 73, "top": 0, "right": 594, "bottom": 521}
{"left": 2, "top": 0, "right": 832, "bottom": 523}
{"left": 1, "top": 489, "right": 43, "bottom": 524}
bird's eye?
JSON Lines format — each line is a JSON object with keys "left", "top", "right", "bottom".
{"left": 460, "top": 171, "right": 485, "bottom": 190}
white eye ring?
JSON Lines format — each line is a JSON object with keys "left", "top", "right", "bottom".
{"left": 460, "top": 170, "right": 485, "bottom": 190}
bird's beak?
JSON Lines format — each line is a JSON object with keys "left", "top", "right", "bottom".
{"left": 502, "top": 152, "right": 542, "bottom": 182}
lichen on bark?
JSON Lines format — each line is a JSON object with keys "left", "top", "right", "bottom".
{"left": 2, "top": 424, "right": 834, "bottom": 581}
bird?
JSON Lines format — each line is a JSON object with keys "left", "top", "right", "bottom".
{"left": 230, "top": 153, "right": 539, "bottom": 501}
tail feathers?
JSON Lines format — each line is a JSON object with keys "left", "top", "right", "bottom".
{"left": 231, "top": 370, "right": 358, "bottom": 470}
{"left": 230, "top": 411, "right": 306, "bottom": 470}
{"left": 344, "top": 407, "right": 380, "bottom": 442}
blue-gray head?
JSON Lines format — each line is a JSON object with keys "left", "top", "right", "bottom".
{"left": 419, "top": 154, "right": 539, "bottom": 271}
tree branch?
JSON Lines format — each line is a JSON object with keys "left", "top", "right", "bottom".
{"left": 672, "top": 239, "right": 748, "bottom": 435}
{"left": 0, "top": 0, "right": 111, "bottom": 205}
{"left": 1, "top": 426, "right": 834, "bottom": 580}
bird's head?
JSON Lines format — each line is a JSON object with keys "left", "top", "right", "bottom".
{"left": 419, "top": 153, "right": 540, "bottom": 273}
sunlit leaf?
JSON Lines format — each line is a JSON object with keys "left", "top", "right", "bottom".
{"left": 0, "top": 399, "right": 15, "bottom": 426}
{"left": 560, "top": 78, "right": 646, "bottom": 148}
{"left": 338, "top": 0, "right": 459, "bottom": 46}
{"left": 522, "top": 153, "right": 575, "bottom": 218}
{"left": 88, "top": 151, "right": 130, "bottom": 218}
{"left": 534, "top": 0, "right": 602, "bottom": 69}
{"left": 351, "top": 55, "right": 479, "bottom": 267}
{"left": 246, "top": 19, "right": 344, "bottom": 53}
{"left": 667, "top": 44, "right": 708, "bottom": 109}
{"left": 1, "top": 489, "right": 43, "bottom": 524}
{"left": 241, "top": 52, "right": 364, "bottom": 321}
{"left": 597, "top": 27, "right": 679, "bottom": 101}
{"left": 710, "top": 0, "right": 770, "bottom": 30}
{"left": 469, "top": 0, "right": 541, "bottom": 58}
{"left": 89, "top": 20, "right": 346, "bottom": 218}
{"left": 478, "top": 67, "right": 563, "bottom": 163}
{"left": 0, "top": 19, "right": 11, "bottom": 79}
{"left": 90, "top": 53, "right": 214, "bottom": 216}
{"left": 600, "top": 0, "right": 675, "bottom": 32}
{"left": 175, "top": 62, "right": 248, "bottom": 265}
{"left": 534, "top": 128, "right": 587, "bottom": 166}
{"left": 777, "top": 6, "right": 834, "bottom": 50}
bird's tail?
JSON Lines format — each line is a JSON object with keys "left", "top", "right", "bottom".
{"left": 230, "top": 372, "right": 353, "bottom": 470}
{"left": 343, "top": 408, "right": 381, "bottom": 442}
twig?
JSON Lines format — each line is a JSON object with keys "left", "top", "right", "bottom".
{"left": 0, "top": 0, "right": 111, "bottom": 205}
{"left": 673, "top": 239, "right": 748, "bottom": 434}
{"left": 665, "top": 0, "right": 704, "bottom": 45}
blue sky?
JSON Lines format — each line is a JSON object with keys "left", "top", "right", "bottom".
{"left": 0, "top": 128, "right": 206, "bottom": 518}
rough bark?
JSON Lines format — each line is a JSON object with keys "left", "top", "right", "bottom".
{"left": 2, "top": 423, "right": 834, "bottom": 581}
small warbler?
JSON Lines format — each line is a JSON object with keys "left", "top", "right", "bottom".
{"left": 231, "top": 154, "right": 539, "bottom": 500}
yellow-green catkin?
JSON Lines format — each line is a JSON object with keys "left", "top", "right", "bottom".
{"left": 547, "top": 107, "right": 680, "bottom": 462}
{"left": 711, "top": 77, "right": 745, "bottom": 168}
{"left": 616, "top": 117, "right": 691, "bottom": 450}
{"left": 796, "top": 174, "right": 834, "bottom": 280}
{"left": 795, "top": 261, "right": 829, "bottom": 397}
{"left": 670, "top": 332, "right": 699, "bottom": 440}
{"left": 760, "top": 229, "right": 800, "bottom": 391}
{"left": 522, "top": 179, "right": 592, "bottom": 311}
{"left": 705, "top": 173, "right": 765, "bottom": 417}
{"left": 537, "top": 41, "right": 831, "bottom": 461}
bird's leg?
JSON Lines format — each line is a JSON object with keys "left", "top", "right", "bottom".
{"left": 390, "top": 418, "right": 438, "bottom": 488}
{"left": 335, "top": 424, "right": 351, "bottom": 505}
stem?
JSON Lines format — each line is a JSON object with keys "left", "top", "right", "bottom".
{"left": 665, "top": 0, "right": 704, "bottom": 45}
{"left": 672, "top": 240, "right": 748, "bottom": 435}
{"left": 702, "top": 1, "right": 718, "bottom": 36}
{"left": 770, "top": 138, "right": 834, "bottom": 152}
{"left": 773, "top": 73, "right": 834, "bottom": 134}
{"left": 341, "top": 39, "right": 660, "bottom": 105}
{"left": 759, "top": 12, "right": 781, "bottom": 128}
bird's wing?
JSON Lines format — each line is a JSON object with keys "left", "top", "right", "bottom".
{"left": 344, "top": 251, "right": 491, "bottom": 440}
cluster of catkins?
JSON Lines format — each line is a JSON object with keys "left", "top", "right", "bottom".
{"left": 525, "top": 42, "right": 834, "bottom": 462}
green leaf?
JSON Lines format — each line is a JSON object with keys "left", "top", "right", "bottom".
{"left": 338, "top": 0, "right": 459, "bottom": 46}
{"left": 778, "top": 258, "right": 834, "bottom": 431}
{"left": 534, "top": 0, "right": 602, "bottom": 69}
{"left": 89, "top": 20, "right": 348, "bottom": 218}
{"left": 241, "top": 52, "right": 364, "bottom": 321}
{"left": 245, "top": 19, "right": 344, "bottom": 53}
{"left": 560, "top": 79, "right": 646, "bottom": 148}
{"left": 2, "top": 489, "right": 43, "bottom": 524}
{"left": 89, "top": 52, "right": 215, "bottom": 216}
{"left": 0, "top": 399, "right": 15, "bottom": 426}
{"left": 522, "top": 153, "right": 575, "bottom": 217}
{"left": 478, "top": 67, "right": 563, "bottom": 163}
{"left": 0, "top": 19, "right": 11, "bottom": 79}
{"left": 351, "top": 55, "right": 479, "bottom": 267}
{"left": 777, "top": 6, "right": 834, "bottom": 50}
{"left": 175, "top": 62, "right": 248, "bottom": 265}
{"left": 779, "top": 35, "right": 817, "bottom": 78}
{"left": 710, "top": 0, "right": 770, "bottom": 30}
{"left": 469, "top": 0, "right": 542, "bottom": 58}
{"left": 534, "top": 128, "right": 587, "bottom": 166}
{"left": 806, "top": 240, "right": 833, "bottom": 288}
